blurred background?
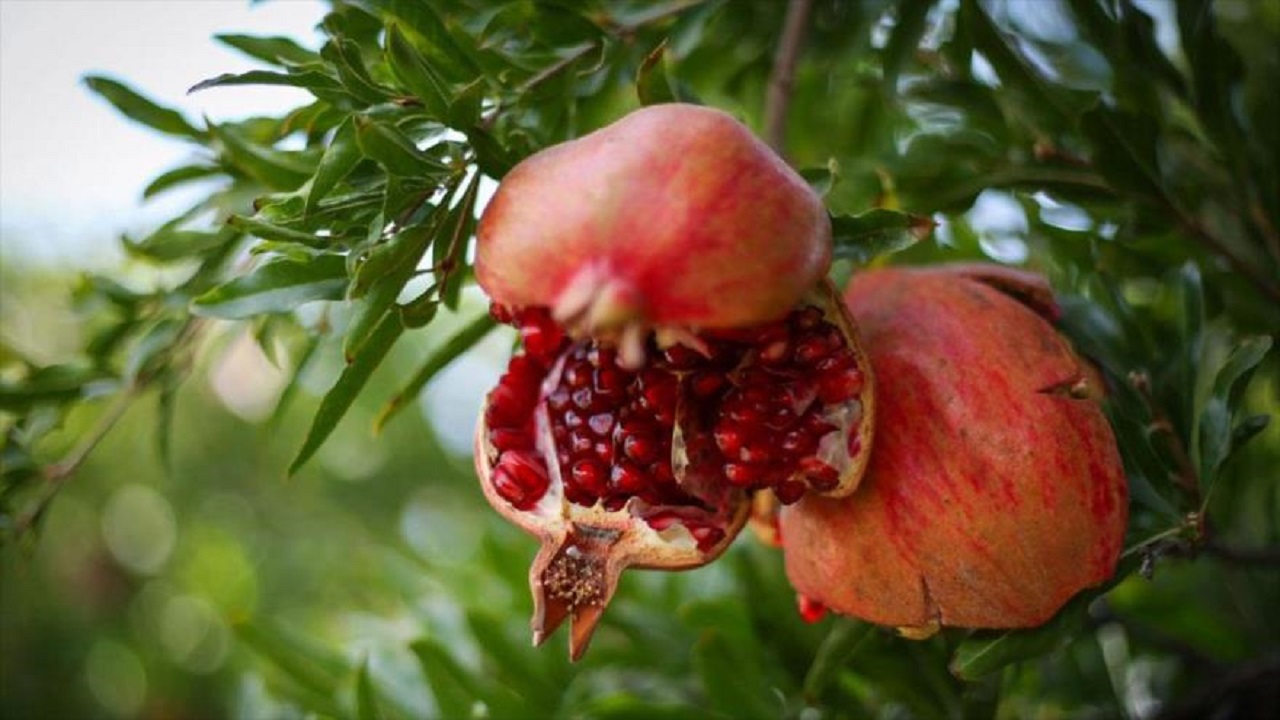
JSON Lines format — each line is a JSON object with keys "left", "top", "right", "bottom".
{"left": 2, "top": 1, "right": 1279, "bottom": 718}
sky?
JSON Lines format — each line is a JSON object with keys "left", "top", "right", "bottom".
{"left": 0, "top": 0, "right": 328, "bottom": 268}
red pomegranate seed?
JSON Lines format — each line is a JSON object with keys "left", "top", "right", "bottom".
{"left": 661, "top": 344, "right": 704, "bottom": 369}
{"left": 611, "top": 462, "right": 646, "bottom": 494}
{"left": 489, "top": 303, "right": 514, "bottom": 324}
{"left": 714, "top": 426, "right": 744, "bottom": 456}
{"left": 739, "top": 442, "right": 772, "bottom": 464}
{"left": 570, "top": 459, "right": 608, "bottom": 496}
{"left": 645, "top": 511, "right": 680, "bottom": 531}
{"left": 569, "top": 430, "right": 593, "bottom": 455}
{"left": 818, "top": 366, "right": 864, "bottom": 404}
{"left": 485, "top": 382, "right": 535, "bottom": 428}
{"left": 623, "top": 433, "right": 660, "bottom": 464}
{"left": 690, "top": 372, "right": 726, "bottom": 398}
{"left": 780, "top": 429, "right": 816, "bottom": 456}
{"left": 724, "top": 462, "right": 764, "bottom": 487}
{"left": 689, "top": 524, "right": 726, "bottom": 552}
{"left": 797, "top": 594, "right": 827, "bottom": 623}
{"left": 794, "top": 336, "right": 832, "bottom": 364}
{"left": 774, "top": 479, "right": 807, "bottom": 505}
{"left": 587, "top": 412, "right": 616, "bottom": 437}
{"left": 488, "top": 427, "right": 532, "bottom": 452}
{"left": 791, "top": 306, "right": 823, "bottom": 330}
{"left": 492, "top": 450, "right": 550, "bottom": 510}
{"left": 800, "top": 457, "right": 839, "bottom": 491}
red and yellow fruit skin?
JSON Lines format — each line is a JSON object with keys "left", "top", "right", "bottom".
{"left": 781, "top": 264, "right": 1128, "bottom": 635}
{"left": 475, "top": 103, "right": 831, "bottom": 331}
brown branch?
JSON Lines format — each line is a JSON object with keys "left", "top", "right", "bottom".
{"left": 764, "top": 0, "right": 814, "bottom": 153}
{"left": 1167, "top": 202, "right": 1280, "bottom": 306}
{"left": 1205, "top": 541, "right": 1280, "bottom": 567}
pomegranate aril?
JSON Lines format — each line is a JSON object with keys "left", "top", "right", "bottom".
{"left": 791, "top": 306, "right": 823, "bottom": 330}
{"left": 611, "top": 462, "right": 646, "bottom": 494}
{"left": 547, "top": 388, "right": 571, "bottom": 412}
{"left": 775, "top": 479, "right": 807, "bottom": 505}
{"left": 714, "top": 426, "right": 744, "bottom": 456}
{"left": 569, "top": 430, "right": 594, "bottom": 455}
{"left": 623, "top": 433, "right": 660, "bottom": 464}
{"left": 492, "top": 450, "right": 550, "bottom": 510}
{"left": 797, "top": 594, "right": 827, "bottom": 624}
{"left": 587, "top": 412, "right": 616, "bottom": 437}
{"left": 488, "top": 427, "right": 532, "bottom": 452}
{"left": 594, "top": 367, "right": 629, "bottom": 396}
{"left": 739, "top": 442, "right": 772, "bottom": 464}
{"left": 485, "top": 383, "right": 535, "bottom": 428}
{"left": 794, "top": 336, "right": 832, "bottom": 364}
{"left": 689, "top": 372, "right": 726, "bottom": 398}
{"left": 661, "top": 344, "right": 704, "bottom": 369}
{"left": 800, "top": 458, "right": 840, "bottom": 491}
{"left": 570, "top": 459, "right": 608, "bottom": 496}
{"left": 520, "top": 323, "right": 564, "bottom": 360}
{"left": 780, "top": 429, "right": 815, "bottom": 456}
{"left": 724, "top": 462, "right": 765, "bottom": 487}
{"left": 489, "top": 303, "right": 514, "bottom": 324}
{"left": 594, "top": 441, "right": 613, "bottom": 464}
{"left": 689, "top": 525, "right": 726, "bottom": 553}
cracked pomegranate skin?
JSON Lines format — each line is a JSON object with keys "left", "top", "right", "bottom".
{"left": 475, "top": 103, "right": 831, "bottom": 331}
{"left": 780, "top": 265, "right": 1128, "bottom": 634}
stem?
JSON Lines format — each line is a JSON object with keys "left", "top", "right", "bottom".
{"left": 1168, "top": 202, "right": 1280, "bottom": 306}
{"left": 764, "top": 0, "right": 814, "bottom": 153}
{"left": 14, "top": 389, "right": 137, "bottom": 537}
{"left": 1205, "top": 541, "right": 1280, "bottom": 567}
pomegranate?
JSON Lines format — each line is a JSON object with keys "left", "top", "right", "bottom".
{"left": 473, "top": 105, "right": 874, "bottom": 659}
{"left": 779, "top": 264, "right": 1128, "bottom": 636}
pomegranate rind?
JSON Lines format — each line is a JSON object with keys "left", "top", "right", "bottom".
{"left": 475, "top": 104, "right": 831, "bottom": 333}
{"left": 781, "top": 265, "right": 1127, "bottom": 633}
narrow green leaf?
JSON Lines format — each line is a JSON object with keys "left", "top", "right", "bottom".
{"left": 433, "top": 174, "right": 481, "bottom": 310}
{"left": 142, "top": 164, "right": 222, "bottom": 199}
{"left": 234, "top": 620, "right": 347, "bottom": 703}
{"left": 691, "top": 629, "right": 775, "bottom": 720}
{"left": 307, "top": 117, "right": 363, "bottom": 216}
{"left": 215, "top": 33, "right": 320, "bottom": 66}
{"left": 830, "top": 208, "right": 935, "bottom": 264}
{"left": 380, "top": 0, "right": 480, "bottom": 84}
{"left": 156, "top": 376, "right": 179, "bottom": 473}
{"left": 375, "top": 313, "right": 496, "bottom": 432}
{"left": 1079, "top": 105, "right": 1165, "bottom": 199}
{"left": 124, "top": 318, "right": 183, "bottom": 382}
{"left": 410, "top": 638, "right": 481, "bottom": 720}
{"left": 189, "top": 69, "right": 344, "bottom": 95}
{"left": 321, "top": 38, "right": 394, "bottom": 105}
{"left": 208, "top": 123, "right": 316, "bottom": 191}
{"left": 355, "top": 659, "right": 385, "bottom": 720}
{"left": 950, "top": 597, "right": 1089, "bottom": 679}
{"left": 466, "top": 127, "right": 515, "bottom": 179}
{"left": 192, "top": 256, "right": 347, "bottom": 319}
{"left": 229, "top": 215, "right": 328, "bottom": 248}
{"left": 800, "top": 160, "right": 839, "bottom": 199}
{"left": 268, "top": 335, "right": 321, "bottom": 429}
{"left": 289, "top": 314, "right": 402, "bottom": 475}
{"left": 0, "top": 365, "right": 111, "bottom": 412}
{"left": 803, "top": 618, "right": 874, "bottom": 698}
{"left": 345, "top": 221, "right": 438, "bottom": 359}
{"left": 123, "top": 223, "right": 233, "bottom": 263}
{"left": 636, "top": 41, "right": 678, "bottom": 106}
{"left": 881, "top": 0, "right": 934, "bottom": 91}
{"left": 385, "top": 24, "right": 451, "bottom": 119}
{"left": 83, "top": 75, "right": 204, "bottom": 139}
{"left": 354, "top": 117, "right": 451, "bottom": 177}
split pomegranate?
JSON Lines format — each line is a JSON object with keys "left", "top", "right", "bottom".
{"left": 779, "top": 264, "right": 1128, "bottom": 636}
{"left": 473, "top": 104, "right": 874, "bottom": 659}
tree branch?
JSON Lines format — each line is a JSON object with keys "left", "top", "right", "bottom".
{"left": 764, "top": 0, "right": 814, "bottom": 153}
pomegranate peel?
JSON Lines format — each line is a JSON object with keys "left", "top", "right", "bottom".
{"left": 780, "top": 264, "right": 1127, "bottom": 636}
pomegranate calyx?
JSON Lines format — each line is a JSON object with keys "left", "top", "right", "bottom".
{"left": 530, "top": 523, "right": 625, "bottom": 659}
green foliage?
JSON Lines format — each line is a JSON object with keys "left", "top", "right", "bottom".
{"left": 3, "top": 0, "right": 1279, "bottom": 718}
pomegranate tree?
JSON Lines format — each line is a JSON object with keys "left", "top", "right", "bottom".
{"left": 473, "top": 104, "right": 874, "bottom": 658}
{"left": 778, "top": 264, "right": 1128, "bottom": 636}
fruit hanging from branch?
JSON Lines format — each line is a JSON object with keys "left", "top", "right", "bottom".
{"left": 472, "top": 104, "right": 875, "bottom": 659}
{"left": 777, "top": 264, "right": 1129, "bottom": 637}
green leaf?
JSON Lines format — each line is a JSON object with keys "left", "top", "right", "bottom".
{"left": 636, "top": 41, "right": 679, "bottom": 106}
{"left": 385, "top": 24, "right": 451, "bottom": 119}
{"left": 189, "top": 69, "right": 344, "bottom": 95}
{"left": 142, "top": 164, "right": 222, "bottom": 199}
{"left": 354, "top": 117, "right": 452, "bottom": 177}
{"left": 191, "top": 255, "right": 348, "bottom": 319}
{"left": 83, "top": 75, "right": 204, "bottom": 139}
{"left": 0, "top": 365, "right": 111, "bottom": 412}
{"left": 803, "top": 618, "right": 874, "bottom": 699}
{"left": 881, "top": 0, "right": 934, "bottom": 91}
{"left": 830, "top": 208, "right": 934, "bottom": 264}
{"left": 950, "top": 597, "right": 1090, "bottom": 679}
{"left": 288, "top": 313, "right": 402, "bottom": 474}
{"left": 375, "top": 313, "right": 496, "bottom": 432}
{"left": 321, "top": 38, "right": 394, "bottom": 105}
{"left": 410, "top": 638, "right": 481, "bottom": 720}
{"left": 208, "top": 123, "right": 316, "bottom": 191}
{"left": 355, "top": 659, "right": 385, "bottom": 720}
{"left": 1079, "top": 105, "right": 1165, "bottom": 199}
{"left": 345, "top": 221, "right": 439, "bottom": 360}
{"left": 307, "top": 117, "right": 363, "bottom": 216}
{"left": 123, "top": 223, "right": 234, "bottom": 263}
{"left": 215, "top": 33, "right": 320, "bottom": 66}
{"left": 228, "top": 215, "right": 328, "bottom": 248}
{"left": 234, "top": 620, "right": 347, "bottom": 706}
{"left": 800, "top": 160, "right": 839, "bottom": 199}
{"left": 124, "top": 318, "right": 183, "bottom": 382}
{"left": 378, "top": 0, "right": 480, "bottom": 84}
{"left": 690, "top": 629, "right": 776, "bottom": 719}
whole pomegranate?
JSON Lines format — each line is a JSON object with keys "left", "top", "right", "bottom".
{"left": 780, "top": 264, "right": 1127, "bottom": 636}
{"left": 473, "top": 104, "right": 875, "bottom": 659}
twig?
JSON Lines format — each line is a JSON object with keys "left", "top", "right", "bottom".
{"left": 1129, "top": 371, "right": 1203, "bottom": 510}
{"left": 1154, "top": 654, "right": 1280, "bottom": 720}
{"left": 14, "top": 389, "right": 137, "bottom": 537}
{"left": 1167, "top": 201, "right": 1280, "bottom": 306}
{"left": 764, "top": 0, "right": 814, "bottom": 153}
